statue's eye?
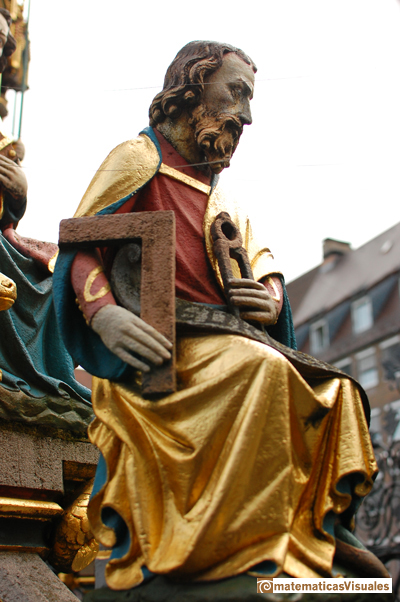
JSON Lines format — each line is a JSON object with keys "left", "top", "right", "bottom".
{"left": 230, "top": 85, "right": 243, "bottom": 100}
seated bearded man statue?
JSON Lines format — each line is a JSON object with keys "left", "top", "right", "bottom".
{"left": 53, "top": 41, "right": 383, "bottom": 594}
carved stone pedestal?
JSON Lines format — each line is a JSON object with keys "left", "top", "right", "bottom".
{"left": 0, "top": 552, "right": 79, "bottom": 602}
{"left": 0, "top": 421, "right": 99, "bottom": 601}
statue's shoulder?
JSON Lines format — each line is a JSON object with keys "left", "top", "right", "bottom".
{"left": 74, "top": 132, "right": 161, "bottom": 218}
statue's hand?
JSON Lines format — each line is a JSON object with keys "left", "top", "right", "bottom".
{"left": 0, "top": 155, "right": 27, "bottom": 202}
{"left": 91, "top": 305, "right": 172, "bottom": 372}
{"left": 228, "top": 278, "right": 279, "bottom": 325}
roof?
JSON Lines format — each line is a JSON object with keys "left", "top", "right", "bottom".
{"left": 287, "top": 221, "right": 400, "bottom": 327}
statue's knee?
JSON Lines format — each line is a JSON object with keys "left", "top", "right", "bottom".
{"left": 229, "top": 336, "right": 283, "bottom": 365}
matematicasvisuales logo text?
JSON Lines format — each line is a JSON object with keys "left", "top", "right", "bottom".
{"left": 256, "top": 577, "right": 392, "bottom": 594}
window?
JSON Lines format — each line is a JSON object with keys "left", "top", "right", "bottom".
{"left": 383, "top": 400, "right": 400, "bottom": 441}
{"left": 352, "top": 296, "right": 373, "bottom": 334}
{"left": 392, "top": 407, "right": 400, "bottom": 441}
{"left": 356, "top": 348, "right": 378, "bottom": 389}
{"left": 310, "top": 319, "right": 329, "bottom": 354}
{"left": 379, "top": 335, "right": 400, "bottom": 384}
{"left": 369, "top": 407, "right": 382, "bottom": 442}
{"left": 335, "top": 357, "right": 353, "bottom": 377}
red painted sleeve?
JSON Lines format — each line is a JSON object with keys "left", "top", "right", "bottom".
{"left": 71, "top": 249, "right": 117, "bottom": 325}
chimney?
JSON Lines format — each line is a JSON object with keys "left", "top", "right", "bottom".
{"left": 323, "top": 238, "right": 351, "bottom": 260}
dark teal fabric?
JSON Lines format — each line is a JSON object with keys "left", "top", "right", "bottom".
{"left": 0, "top": 193, "right": 27, "bottom": 229}
{"left": 267, "top": 276, "right": 297, "bottom": 350}
{"left": 0, "top": 234, "right": 90, "bottom": 402}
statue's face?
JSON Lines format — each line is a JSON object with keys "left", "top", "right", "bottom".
{"left": 0, "top": 14, "right": 8, "bottom": 58}
{"left": 202, "top": 53, "right": 254, "bottom": 127}
{"left": 190, "top": 53, "right": 255, "bottom": 173}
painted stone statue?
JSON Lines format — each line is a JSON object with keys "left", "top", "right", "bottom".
{"left": 0, "top": 7, "right": 91, "bottom": 430}
{"left": 0, "top": 7, "right": 20, "bottom": 308}
{"left": 54, "top": 41, "right": 384, "bottom": 597}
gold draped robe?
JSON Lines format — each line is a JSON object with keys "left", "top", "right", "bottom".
{"left": 88, "top": 335, "right": 376, "bottom": 590}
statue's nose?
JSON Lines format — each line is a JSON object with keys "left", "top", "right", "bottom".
{"left": 238, "top": 102, "right": 252, "bottom": 126}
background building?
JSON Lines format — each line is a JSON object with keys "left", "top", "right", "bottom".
{"left": 286, "top": 221, "right": 400, "bottom": 444}
{"left": 286, "top": 222, "right": 400, "bottom": 596}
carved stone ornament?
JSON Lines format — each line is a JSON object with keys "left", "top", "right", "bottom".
{"left": 48, "top": 478, "right": 99, "bottom": 573}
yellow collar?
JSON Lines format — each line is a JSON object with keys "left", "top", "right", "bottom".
{"left": 158, "top": 163, "right": 211, "bottom": 196}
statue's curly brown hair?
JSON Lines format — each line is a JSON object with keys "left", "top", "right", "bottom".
{"left": 0, "top": 8, "right": 16, "bottom": 73}
{"left": 149, "top": 41, "right": 257, "bottom": 127}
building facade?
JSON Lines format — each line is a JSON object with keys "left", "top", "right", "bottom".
{"left": 286, "top": 223, "right": 400, "bottom": 444}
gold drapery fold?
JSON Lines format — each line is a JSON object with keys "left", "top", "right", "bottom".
{"left": 73, "top": 135, "right": 160, "bottom": 218}
{"left": 88, "top": 334, "right": 377, "bottom": 591}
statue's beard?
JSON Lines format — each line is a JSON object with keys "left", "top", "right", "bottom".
{"left": 189, "top": 105, "right": 243, "bottom": 174}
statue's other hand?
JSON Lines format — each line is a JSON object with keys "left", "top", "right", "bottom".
{"left": 0, "top": 155, "right": 27, "bottom": 203}
{"left": 228, "top": 278, "right": 279, "bottom": 325}
{"left": 91, "top": 305, "right": 172, "bottom": 372}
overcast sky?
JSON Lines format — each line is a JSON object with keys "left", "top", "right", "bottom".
{"left": 8, "top": 0, "right": 400, "bottom": 282}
